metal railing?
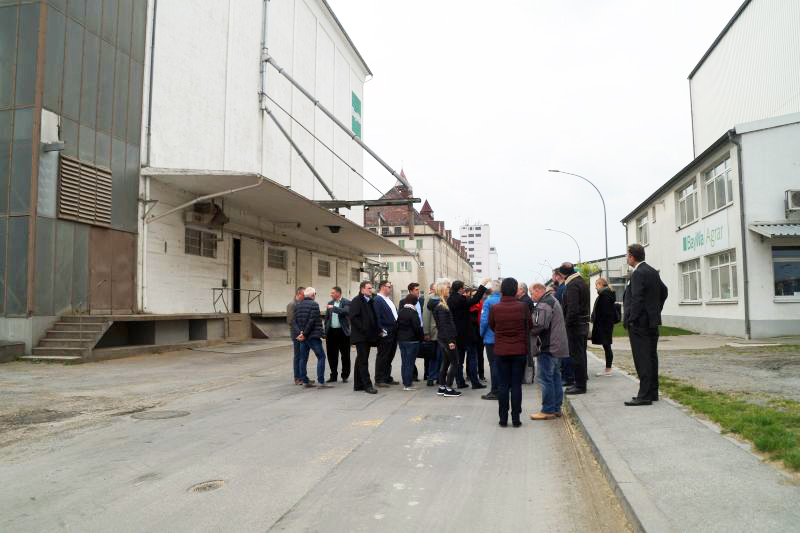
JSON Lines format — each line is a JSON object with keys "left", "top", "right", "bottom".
{"left": 212, "top": 288, "right": 264, "bottom": 314}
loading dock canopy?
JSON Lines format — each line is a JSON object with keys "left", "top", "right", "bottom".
{"left": 142, "top": 168, "right": 410, "bottom": 257}
{"left": 749, "top": 222, "right": 800, "bottom": 239}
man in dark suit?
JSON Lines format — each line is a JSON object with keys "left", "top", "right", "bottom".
{"left": 324, "top": 286, "right": 351, "bottom": 383}
{"left": 373, "top": 280, "right": 399, "bottom": 386}
{"left": 623, "top": 243, "right": 668, "bottom": 406}
{"left": 561, "top": 263, "right": 590, "bottom": 395}
{"left": 408, "top": 283, "right": 425, "bottom": 382}
{"left": 348, "top": 280, "right": 379, "bottom": 394}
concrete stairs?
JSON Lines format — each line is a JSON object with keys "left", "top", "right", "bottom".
{"left": 21, "top": 315, "right": 110, "bottom": 364}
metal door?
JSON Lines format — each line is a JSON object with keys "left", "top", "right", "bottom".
{"left": 89, "top": 227, "right": 112, "bottom": 313}
{"left": 90, "top": 227, "right": 135, "bottom": 314}
{"left": 296, "top": 249, "right": 312, "bottom": 288}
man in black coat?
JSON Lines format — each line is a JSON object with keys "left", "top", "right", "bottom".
{"left": 560, "top": 263, "right": 590, "bottom": 395}
{"left": 348, "top": 280, "right": 379, "bottom": 394}
{"left": 447, "top": 279, "right": 490, "bottom": 389}
{"left": 324, "top": 286, "right": 351, "bottom": 383}
{"left": 623, "top": 244, "right": 668, "bottom": 406}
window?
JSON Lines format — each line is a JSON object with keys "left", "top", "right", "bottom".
{"left": 475, "top": 262, "right": 482, "bottom": 265}
{"left": 704, "top": 158, "right": 733, "bottom": 213}
{"left": 398, "top": 239, "right": 405, "bottom": 248}
{"left": 351, "top": 268, "right": 361, "bottom": 282}
{"left": 185, "top": 228, "right": 217, "bottom": 258}
{"left": 397, "top": 261, "right": 412, "bottom": 272}
{"left": 468, "top": 234, "right": 474, "bottom": 237}
{"left": 773, "top": 246, "right": 800, "bottom": 297}
{"left": 476, "top": 233, "right": 481, "bottom": 237}
{"left": 676, "top": 180, "right": 698, "bottom": 227}
{"left": 416, "top": 239, "right": 423, "bottom": 249}
{"left": 369, "top": 227, "right": 377, "bottom": 233}
{"left": 468, "top": 247, "right": 474, "bottom": 251}
{"left": 469, "top": 254, "right": 474, "bottom": 258}
{"left": 708, "top": 249, "right": 737, "bottom": 300}
{"left": 468, "top": 240, "right": 473, "bottom": 244}
{"left": 386, "top": 262, "right": 393, "bottom": 272}
{"left": 318, "top": 260, "right": 331, "bottom": 277}
{"left": 476, "top": 269, "right": 482, "bottom": 273}
{"left": 381, "top": 227, "right": 389, "bottom": 236}
{"left": 636, "top": 215, "right": 649, "bottom": 245}
{"left": 267, "top": 247, "right": 287, "bottom": 270}
{"left": 394, "top": 227, "right": 402, "bottom": 235}
{"left": 679, "top": 259, "right": 701, "bottom": 301}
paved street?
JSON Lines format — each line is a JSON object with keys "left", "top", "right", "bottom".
{"left": 0, "top": 342, "right": 629, "bottom": 532}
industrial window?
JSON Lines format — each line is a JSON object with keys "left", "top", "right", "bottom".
{"left": 416, "top": 239, "right": 423, "bottom": 249}
{"left": 636, "top": 215, "right": 649, "bottom": 246}
{"left": 708, "top": 249, "right": 737, "bottom": 300}
{"left": 394, "top": 227, "right": 402, "bottom": 235}
{"left": 185, "top": 228, "right": 217, "bottom": 258}
{"left": 381, "top": 227, "right": 390, "bottom": 236}
{"left": 351, "top": 268, "right": 361, "bottom": 282}
{"left": 58, "top": 155, "right": 112, "bottom": 226}
{"left": 397, "top": 261, "right": 412, "bottom": 272}
{"left": 267, "top": 247, "right": 287, "bottom": 270}
{"left": 704, "top": 158, "right": 733, "bottom": 213}
{"left": 318, "top": 259, "right": 331, "bottom": 277}
{"left": 772, "top": 246, "right": 800, "bottom": 297}
{"left": 676, "top": 180, "right": 698, "bottom": 227}
{"left": 398, "top": 239, "right": 405, "bottom": 248}
{"left": 679, "top": 258, "right": 701, "bottom": 301}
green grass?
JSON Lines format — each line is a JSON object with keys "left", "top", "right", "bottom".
{"left": 612, "top": 323, "right": 695, "bottom": 337}
{"left": 660, "top": 377, "right": 800, "bottom": 471}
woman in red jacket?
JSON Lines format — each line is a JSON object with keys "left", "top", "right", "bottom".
{"left": 488, "top": 277, "right": 533, "bottom": 427}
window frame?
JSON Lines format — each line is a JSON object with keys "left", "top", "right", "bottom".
{"left": 703, "top": 157, "right": 733, "bottom": 215}
{"left": 397, "top": 261, "right": 412, "bottom": 272}
{"left": 184, "top": 227, "right": 217, "bottom": 259}
{"left": 708, "top": 249, "right": 738, "bottom": 301}
{"left": 636, "top": 214, "right": 649, "bottom": 246}
{"left": 267, "top": 247, "right": 288, "bottom": 270}
{"left": 772, "top": 246, "right": 800, "bottom": 299}
{"left": 317, "top": 259, "right": 331, "bottom": 278}
{"left": 676, "top": 179, "right": 699, "bottom": 228}
{"left": 679, "top": 258, "right": 701, "bottom": 303}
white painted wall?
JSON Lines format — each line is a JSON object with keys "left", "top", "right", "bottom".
{"left": 689, "top": 0, "right": 800, "bottom": 155}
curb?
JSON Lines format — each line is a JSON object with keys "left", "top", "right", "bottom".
{"left": 564, "top": 352, "right": 676, "bottom": 533}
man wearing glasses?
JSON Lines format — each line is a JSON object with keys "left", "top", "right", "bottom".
{"left": 374, "top": 280, "right": 399, "bottom": 386}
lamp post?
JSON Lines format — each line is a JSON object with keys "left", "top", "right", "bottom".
{"left": 545, "top": 228, "right": 581, "bottom": 265}
{"left": 548, "top": 169, "right": 608, "bottom": 278}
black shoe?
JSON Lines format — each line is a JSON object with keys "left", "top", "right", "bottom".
{"left": 443, "top": 388, "right": 462, "bottom": 397}
{"left": 329, "top": 376, "right": 338, "bottom": 383}
{"left": 565, "top": 386, "right": 586, "bottom": 395}
{"left": 426, "top": 380, "right": 434, "bottom": 387}
{"left": 499, "top": 420, "right": 508, "bottom": 427}
{"left": 376, "top": 383, "right": 390, "bottom": 388}
{"left": 472, "top": 383, "right": 487, "bottom": 390}
{"left": 632, "top": 396, "right": 660, "bottom": 402}
{"left": 457, "top": 383, "right": 469, "bottom": 389}
{"left": 563, "top": 381, "right": 575, "bottom": 387}
{"left": 437, "top": 386, "right": 447, "bottom": 396}
{"left": 364, "top": 387, "right": 378, "bottom": 394}
{"left": 512, "top": 420, "right": 522, "bottom": 428}
{"left": 481, "top": 392, "right": 497, "bottom": 400}
{"left": 625, "top": 398, "right": 652, "bottom": 406}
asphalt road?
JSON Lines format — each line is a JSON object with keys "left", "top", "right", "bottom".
{"left": 0, "top": 341, "right": 629, "bottom": 532}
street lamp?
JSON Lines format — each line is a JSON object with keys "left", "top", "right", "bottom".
{"left": 548, "top": 169, "right": 609, "bottom": 278}
{"left": 545, "top": 228, "right": 581, "bottom": 265}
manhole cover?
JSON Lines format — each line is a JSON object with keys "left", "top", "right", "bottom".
{"left": 131, "top": 410, "right": 190, "bottom": 420}
{"left": 188, "top": 480, "right": 225, "bottom": 493}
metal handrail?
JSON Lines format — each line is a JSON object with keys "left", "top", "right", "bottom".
{"left": 212, "top": 288, "right": 264, "bottom": 314}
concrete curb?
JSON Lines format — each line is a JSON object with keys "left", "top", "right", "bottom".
{"left": 565, "top": 351, "right": 676, "bottom": 533}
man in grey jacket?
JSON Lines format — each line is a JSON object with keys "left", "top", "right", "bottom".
{"left": 529, "top": 283, "right": 570, "bottom": 420}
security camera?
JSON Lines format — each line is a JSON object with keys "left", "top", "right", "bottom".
{"left": 327, "top": 225, "right": 342, "bottom": 234}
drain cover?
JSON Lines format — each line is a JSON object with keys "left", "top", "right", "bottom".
{"left": 188, "top": 480, "right": 225, "bottom": 493}
{"left": 131, "top": 410, "right": 190, "bottom": 420}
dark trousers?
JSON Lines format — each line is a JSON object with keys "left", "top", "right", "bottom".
{"left": 602, "top": 343, "right": 613, "bottom": 368}
{"left": 477, "top": 338, "right": 485, "bottom": 378}
{"left": 428, "top": 343, "right": 443, "bottom": 382}
{"left": 353, "top": 342, "right": 373, "bottom": 391}
{"left": 326, "top": 328, "right": 351, "bottom": 380}
{"left": 560, "top": 357, "right": 575, "bottom": 384}
{"left": 629, "top": 326, "right": 659, "bottom": 400}
{"left": 567, "top": 331, "right": 588, "bottom": 389}
{"left": 456, "top": 339, "right": 480, "bottom": 386}
{"left": 486, "top": 343, "right": 498, "bottom": 394}
{"left": 437, "top": 339, "right": 459, "bottom": 388}
{"left": 375, "top": 335, "right": 397, "bottom": 384}
{"left": 496, "top": 355, "right": 526, "bottom": 424}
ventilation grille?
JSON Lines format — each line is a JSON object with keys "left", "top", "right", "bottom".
{"left": 58, "top": 155, "right": 112, "bottom": 226}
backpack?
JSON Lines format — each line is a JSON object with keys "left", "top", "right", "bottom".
{"left": 613, "top": 302, "right": 622, "bottom": 324}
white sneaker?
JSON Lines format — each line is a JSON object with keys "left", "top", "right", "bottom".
{"left": 403, "top": 386, "right": 417, "bottom": 391}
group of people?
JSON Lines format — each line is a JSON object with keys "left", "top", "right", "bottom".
{"left": 287, "top": 242, "right": 668, "bottom": 426}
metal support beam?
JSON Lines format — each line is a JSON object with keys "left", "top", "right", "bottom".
{"left": 316, "top": 198, "right": 421, "bottom": 209}
{"left": 145, "top": 178, "right": 265, "bottom": 224}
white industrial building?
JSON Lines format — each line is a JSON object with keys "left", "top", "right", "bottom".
{"left": 621, "top": 0, "right": 800, "bottom": 338}
{"left": 460, "top": 223, "right": 501, "bottom": 283}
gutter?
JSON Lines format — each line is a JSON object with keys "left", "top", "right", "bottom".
{"left": 729, "top": 131, "right": 751, "bottom": 339}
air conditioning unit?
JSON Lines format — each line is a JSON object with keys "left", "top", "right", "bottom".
{"left": 787, "top": 190, "right": 800, "bottom": 211}
{"left": 184, "top": 202, "right": 229, "bottom": 228}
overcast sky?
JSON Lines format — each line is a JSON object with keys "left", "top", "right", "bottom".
{"left": 327, "top": 0, "right": 744, "bottom": 283}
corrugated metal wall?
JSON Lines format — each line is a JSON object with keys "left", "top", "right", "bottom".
{"left": 690, "top": 0, "right": 800, "bottom": 154}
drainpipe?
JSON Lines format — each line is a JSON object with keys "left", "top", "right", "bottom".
{"left": 141, "top": 176, "right": 150, "bottom": 312}
{"left": 145, "top": 0, "right": 157, "bottom": 166}
{"left": 729, "top": 131, "right": 751, "bottom": 339}
{"left": 259, "top": 0, "right": 269, "bottom": 111}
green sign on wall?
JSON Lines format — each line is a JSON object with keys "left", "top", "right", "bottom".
{"left": 351, "top": 92, "right": 362, "bottom": 139}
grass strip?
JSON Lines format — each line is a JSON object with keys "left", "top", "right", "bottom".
{"left": 660, "top": 377, "right": 800, "bottom": 471}
{"left": 612, "top": 324, "right": 695, "bottom": 337}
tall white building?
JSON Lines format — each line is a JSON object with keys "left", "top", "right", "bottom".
{"left": 460, "top": 223, "right": 500, "bottom": 283}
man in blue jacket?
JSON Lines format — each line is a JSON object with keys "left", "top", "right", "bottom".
{"left": 479, "top": 281, "right": 502, "bottom": 400}
{"left": 373, "top": 280, "right": 399, "bottom": 386}
{"left": 294, "top": 287, "right": 329, "bottom": 388}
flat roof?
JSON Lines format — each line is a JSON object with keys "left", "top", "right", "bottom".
{"left": 688, "top": 0, "right": 752, "bottom": 79}
{"left": 320, "top": 0, "right": 372, "bottom": 77}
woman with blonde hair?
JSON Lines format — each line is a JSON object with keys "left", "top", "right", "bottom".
{"left": 428, "top": 279, "right": 461, "bottom": 397}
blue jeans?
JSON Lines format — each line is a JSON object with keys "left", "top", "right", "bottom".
{"left": 537, "top": 353, "right": 563, "bottom": 414}
{"left": 457, "top": 340, "right": 480, "bottom": 386}
{"left": 299, "top": 337, "right": 326, "bottom": 384}
{"left": 292, "top": 339, "right": 302, "bottom": 380}
{"left": 399, "top": 341, "right": 420, "bottom": 387}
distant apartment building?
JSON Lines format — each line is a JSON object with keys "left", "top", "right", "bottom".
{"left": 460, "top": 223, "right": 500, "bottom": 283}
